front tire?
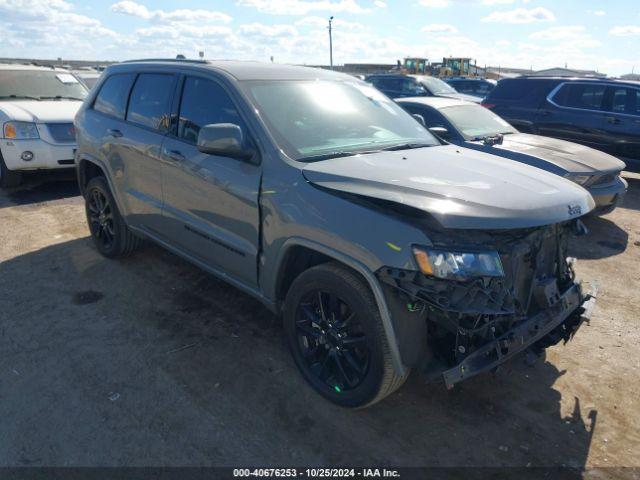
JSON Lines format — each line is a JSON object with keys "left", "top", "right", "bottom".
{"left": 0, "top": 152, "right": 23, "bottom": 188}
{"left": 84, "top": 176, "right": 142, "bottom": 258}
{"left": 283, "top": 263, "right": 408, "bottom": 408}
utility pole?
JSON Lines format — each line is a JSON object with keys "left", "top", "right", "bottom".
{"left": 328, "top": 16, "right": 334, "bottom": 70}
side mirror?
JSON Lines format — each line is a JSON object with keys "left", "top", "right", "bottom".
{"left": 483, "top": 133, "right": 504, "bottom": 146}
{"left": 197, "top": 123, "right": 254, "bottom": 161}
{"left": 412, "top": 114, "right": 426, "bottom": 126}
{"left": 428, "top": 126, "right": 449, "bottom": 139}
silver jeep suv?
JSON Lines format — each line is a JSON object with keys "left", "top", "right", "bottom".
{"left": 74, "top": 60, "right": 595, "bottom": 408}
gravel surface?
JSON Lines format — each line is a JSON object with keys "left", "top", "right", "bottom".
{"left": 0, "top": 170, "right": 638, "bottom": 474}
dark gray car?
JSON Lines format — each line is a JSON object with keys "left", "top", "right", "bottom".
{"left": 74, "top": 60, "right": 595, "bottom": 408}
{"left": 398, "top": 97, "right": 628, "bottom": 215}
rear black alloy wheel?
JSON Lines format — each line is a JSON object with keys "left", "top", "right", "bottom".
{"left": 84, "top": 176, "right": 142, "bottom": 258}
{"left": 284, "top": 263, "right": 408, "bottom": 408}
{"left": 87, "top": 188, "right": 115, "bottom": 251}
{"left": 295, "top": 290, "right": 370, "bottom": 394}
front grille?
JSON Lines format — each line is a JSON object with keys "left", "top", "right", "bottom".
{"left": 46, "top": 123, "right": 76, "bottom": 143}
{"left": 590, "top": 173, "right": 617, "bottom": 187}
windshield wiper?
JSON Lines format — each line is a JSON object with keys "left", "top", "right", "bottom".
{"left": 39, "top": 95, "right": 85, "bottom": 101}
{"left": 297, "top": 149, "right": 382, "bottom": 162}
{"left": 381, "top": 142, "right": 434, "bottom": 151}
{"left": 0, "top": 94, "right": 41, "bottom": 101}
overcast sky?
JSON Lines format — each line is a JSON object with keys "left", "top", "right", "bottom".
{"left": 1, "top": 0, "right": 639, "bottom": 75}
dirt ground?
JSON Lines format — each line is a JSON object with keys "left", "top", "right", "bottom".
{"left": 0, "top": 169, "right": 639, "bottom": 475}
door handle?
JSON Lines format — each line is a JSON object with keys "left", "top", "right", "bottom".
{"left": 606, "top": 116, "right": 621, "bottom": 125}
{"left": 164, "top": 149, "right": 185, "bottom": 162}
{"left": 107, "top": 128, "right": 123, "bottom": 138}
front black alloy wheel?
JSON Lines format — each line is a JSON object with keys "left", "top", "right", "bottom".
{"left": 284, "top": 263, "right": 409, "bottom": 408}
{"left": 295, "top": 290, "right": 370, "bottom": 393}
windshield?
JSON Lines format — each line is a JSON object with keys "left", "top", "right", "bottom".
{"left": 415, "top": 76, "right": 457, "bottom": 95}
{"left": 0, "top": 70, "right": 88, "bottom": 100}
{"left": 245, "top": 80, "right": 438, "bottom": 161}
{"left": 440, "top": 104, "right": 517, "bottom": 140}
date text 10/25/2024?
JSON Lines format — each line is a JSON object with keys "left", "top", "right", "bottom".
{"left": 233, "top": 469, "right": 401, "bottom": 478}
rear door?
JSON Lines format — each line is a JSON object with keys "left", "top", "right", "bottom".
{"left": 484, "top": 79, "right": 556, "bottom": 132}
{"left": 539, "top": 81, "right": 610, "bottom": 149}
{"left": 117, "top": 72, "right": 176, "bottom": 230}
{"left": 160, "top": 74, "right": 261, "bottom": 287}
{"left": 601, "top": 85, "right": 640, "bottom": 163}
{"left": 86, "top": 72, "right": 137, "bottom": 214}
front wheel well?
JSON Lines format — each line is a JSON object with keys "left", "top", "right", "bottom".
{"left": 276, "top": 246, "right": 336, "bottom": 303}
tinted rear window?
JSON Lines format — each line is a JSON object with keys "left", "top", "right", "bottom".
{"left": 486, "top": 79, "right": 557, "bottom": 103}
{"left": 126, "top": 74, "right": 175, "bottom": 131}
{"left": 93, "top": 73, "right": 135, "bottom": 119}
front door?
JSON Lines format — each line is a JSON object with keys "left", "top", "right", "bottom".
{"left": 160, "top": 75, "right": 261, "bottom": 288}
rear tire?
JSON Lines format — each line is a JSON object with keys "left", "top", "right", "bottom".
{"left": 0, "top": 152, "right": 23, "bottom": 188}
{"left": 84, "top": 176, "right": 143, "bottom": 258}
{"left": 283, "top": 262, "right": 408, "bottom": 408}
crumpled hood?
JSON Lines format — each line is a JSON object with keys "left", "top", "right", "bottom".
{"left": 0, "top": 101, "right": 82, "bottom": 123}
{"left": 302, "top": 145, "right": 594, "bottom": 229}
{"left": 484, "top": 133, "right": 626, "bottom": 174}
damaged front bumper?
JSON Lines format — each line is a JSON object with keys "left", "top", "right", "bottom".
{"left": 442, "top": 283, "right": 595, "bottom": 388}
{"left": 377, "top": 221, "right": 594, "bottom": 389}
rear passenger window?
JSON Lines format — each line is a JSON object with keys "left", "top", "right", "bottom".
{"left": 553, "top": 83, "right": 606, "bottom": 110}
{"left": 126, "top": 74, "right": 175, "bottom": 131}
{"left": 93, "top": 73, "right": 135, "bottom": 119}
{"left": 607, "top": 87, "right": 640, "bottom": 116}
{"left": 177, "top": 77, "right": 245, "bottom": 144}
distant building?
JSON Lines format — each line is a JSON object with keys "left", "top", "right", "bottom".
{"left": 529, "top": 67, "right": 606, "bottom": 78}
{"left": 484, "top": 66, "right": 534, "bottom": 79}
{"left": 621, "top": 73, "right": 640, "bottom": 81}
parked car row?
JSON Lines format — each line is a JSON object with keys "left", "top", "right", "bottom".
{"left": 0, "top": 59, "right": 617, "bottom": 408}
{"left": 366, "top": 73, "right": 481, "bottom": 103}
{"left": 364, "top": 73, "right": 629, "bottom": 215}
{"left": 482, "top": 76, "right": 640, "bottom": 171}
{"left": 397, "top": 96, "right": 627, "bottom": 215}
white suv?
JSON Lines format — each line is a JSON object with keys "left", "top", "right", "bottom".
{"left": 0, "top": 64, "right": 88, "bottom": 187}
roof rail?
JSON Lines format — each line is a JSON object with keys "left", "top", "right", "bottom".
{"left": 122, "top": 58, "right": 209, "bottom": 64}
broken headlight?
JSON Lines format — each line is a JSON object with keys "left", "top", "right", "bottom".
{"left": 412, "top": 246, "right": 504, "bottom": 281}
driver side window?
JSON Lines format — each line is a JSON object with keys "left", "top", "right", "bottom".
{"left": 177, "top": 76, "right": 245, "bottom": 144}
{"left": 400, "top": 79, "right": 425, "bottom": 96}
{"left": 404, "top": 105, "right": 447, "bottom": 128}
